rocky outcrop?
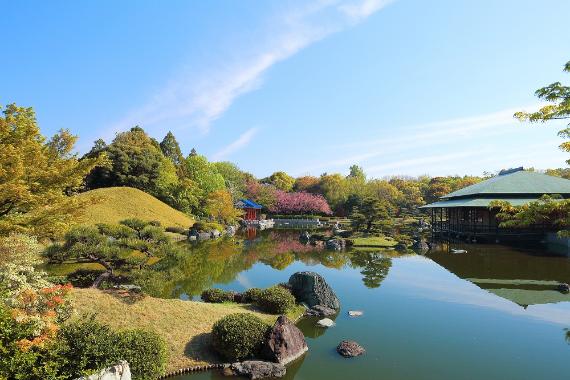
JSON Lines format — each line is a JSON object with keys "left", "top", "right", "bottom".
{"left": 262, "top": 316, "right": 308, "bottom": 365}
{"left": 76, "top": 361, "right": 131, "bottom": 380}
{"left": 288, "top": 272, "right": 340, "bottom": 310}
{"left": 305, "top": 305, "right": 337, "bottom": 317}
{"left": 229, "top": 361, "right": 286, "bottom": 379}
{"left": 336, "top": 340, "right": 365, "bottom": 358}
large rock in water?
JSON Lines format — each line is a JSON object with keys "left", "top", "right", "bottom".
{"left": 229, "top": 361, "right": 286, "bottom": 379}
{"left": 262, "top": 315, "right": 308, "bottom": 365}
{"left": 288, "top": 272, "right": 340, "bottom": 310}
{"left": 75, "top": 361, "right": 131, "bottom": 380}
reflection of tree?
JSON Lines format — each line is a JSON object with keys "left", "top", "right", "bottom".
{"left": 565, "top": 328, "right": 570, "bottom": 344}
{"left": 350, "top": 251, "right": 392, "bottom": 288}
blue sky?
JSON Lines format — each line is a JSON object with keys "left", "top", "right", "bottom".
{"left": 2, "top": 0, "right": 570, "bottom": 178}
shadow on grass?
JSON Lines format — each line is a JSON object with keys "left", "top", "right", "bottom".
{"left": 184, "top": 332, "right": 225, "bottom": 364}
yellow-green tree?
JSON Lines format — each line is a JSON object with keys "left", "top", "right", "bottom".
{"left": 204, "top": 190, "right": 243, "bottom": 224}
{"left": 515, "top": 60, "right": 570, "bottom": 164}
{"left": 0, "top": 104, "right": 99, "bottom": 239}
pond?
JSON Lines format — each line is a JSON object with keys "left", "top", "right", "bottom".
{"left": 159, "top": 230, "right": 570, "bottom": 379}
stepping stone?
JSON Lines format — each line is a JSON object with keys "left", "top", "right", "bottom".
{"left": 316, "top": 318, "right": 335, "bottom": 327}
{"left": 348, "top": 310, "right": 363, "bottom": 317}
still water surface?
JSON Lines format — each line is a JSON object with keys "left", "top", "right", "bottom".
{"left": 165, "top": 230, "right": 570, "bottom": 380}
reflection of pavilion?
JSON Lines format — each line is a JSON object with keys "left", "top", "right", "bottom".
{"left": 428, "top": 243, "right": 570, "bottom": 306}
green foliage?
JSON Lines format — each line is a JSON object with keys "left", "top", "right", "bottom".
{"left": 211, "top": 313, "right": 269, "bottom": 361}
{"left": 0, "top": 234, "right": 43, "bottom": 268}
{"left": 57, "top": 316, "right": 167, "bottom": 379}
{"left": 65, "top": 269, "right": 105, "bottom": 288}
{"left": 255, "top": 286, "right": 295, "bottom": 314}
{"left": 201, "top": 288, "right": 236, "bottom": 303}
{"left": 242, "top": 288, "right": 263, "bottom": 303}
{"left": 116, "top": 329, "right": 168, "bottom": 380}
{"left": 350, "top": 252, "right": 392, "bottom": 289}
{"left": 350, "top": 196, "right": 391, "bottom": 233}
{"left": 491, "top": 196, "right": 570, "bottom": 237}
{"left": 159, "top": 131, "right": 184, "bottom": 167}
{"left": 183, "top": 155, "right": 225, "bottom": 203}
{"left": 213, "top": 162, "right": 251, "bottom": 200}
{"left": 0, "top": 103, "right": 100, "bottom": 239}
{"left": 515, "top": 60, "right": 570, "bottom": 164}
{"left": 192, "top": 221, "right": 224, "bottom": 232}
{"left": 263, "top": 171, "right": 295, "bottom": 192}
{"left": 165, "top": 226, "right": 187, "bottom": 235}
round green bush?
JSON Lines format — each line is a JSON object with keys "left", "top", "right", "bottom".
{"left": 256, "top": 286, "right": 295, "bottom": 314}
{"left": 211, "top": 313, "right": 270, "bottom": 361}
{"left": 201, "top": 288, "right": 236, "bottom": 303}
{"left": 242, "top": 287, "right": 263, "bottom": 303}
{"left": 118, "top": 329, "right": 168, "bottom": 379}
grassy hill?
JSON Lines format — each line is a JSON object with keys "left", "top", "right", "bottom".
{"left": 76, "top": 187, "right": 193, "bottom": 228}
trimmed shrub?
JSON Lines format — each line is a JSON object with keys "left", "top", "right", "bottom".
{"left": 242, "top": 288, "right": 263, "bottom": 303}
{"left": 256, "top": 286, "right": 295, "bottom": 314}
{"left": 57, "top": 316, "right": 167, "bottom": 379}
{"left": 165, "top": 226, "right": 187, "bottom": 235}
{"left": 211, "top": 313, "right": 269, "bottom": 361}
{"left": 192, "top": 221, "right": 224, "bottom": 232}
{"left": 201, "top": 288, "right": 236, "bottom": 303}
{"left": 118, "top": 329, "right": 168, "bottom": 379}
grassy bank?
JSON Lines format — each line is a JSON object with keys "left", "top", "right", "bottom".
{"left": 71, "top": 288, "right": 304, "bottom": 372}
{"left": 76, "top": 187, "right": 193, "bottom": 228}
{"left": 350, "top": 235, "right": 398, "bottom": 248}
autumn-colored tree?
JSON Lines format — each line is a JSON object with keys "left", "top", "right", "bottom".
{"left": 269, "top": 191, "right": 332, "bottom": 215}
{"left": 293, "top": 176, "right": 320, "bottom": 192}
{"left": 0, "top": 104, "right": 100, "bottom": 239}
{"left": 515, "top": 60, "right": 570, "bottom": 164}
{"left": 204, "top": 190, "right": 243, "bottom": 224}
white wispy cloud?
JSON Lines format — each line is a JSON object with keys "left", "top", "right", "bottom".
{"left": 104, "top": 0, "right": 395, "bottom": 139}
{"left": 296, "top": 105, "right": 544, "bottom": 175}
{"left": 211, "top": 128, "right": 258, "bottom": 161}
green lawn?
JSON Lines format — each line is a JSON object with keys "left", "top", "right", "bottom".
{"left": 350, "top": 235, "right": 398, "bottom": 248}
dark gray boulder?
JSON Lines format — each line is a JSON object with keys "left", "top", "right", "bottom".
{"left": 288, "top": 272, "right": 340, "bottom": 310}
{"left": 305, "top": 305, "right": 337, "bottom": 317}
{"left": 229, "top": 361, "right": 286, "bottom": 379}
{"left": 262, "top": 315, "right": 308, "bottom": 365}
{"left": 336, "top": 340, "right": 365, "bottom": 358}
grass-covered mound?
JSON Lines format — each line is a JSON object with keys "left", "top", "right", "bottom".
{"left": 71, "top": 288, "right": 303, "bottom": 372}
{"left": 75, "top": 187, "right": 193, "bottom": 228}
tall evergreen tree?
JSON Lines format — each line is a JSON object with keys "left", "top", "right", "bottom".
{"left": 159, "top": 131, "right": 184, "bottom": 166}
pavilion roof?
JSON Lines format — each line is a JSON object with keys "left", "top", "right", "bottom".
{"left": 443, "top": 168, "right": 570, "bottom": 199}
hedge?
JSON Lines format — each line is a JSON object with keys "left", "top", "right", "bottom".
{"left": 255, "top": 286, "right": 295, "bottom": 314}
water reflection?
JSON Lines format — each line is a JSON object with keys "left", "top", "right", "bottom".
{"left": 427, "top": 242, "right": 570, "bottom": 306}
{"left": 137, "top": 230, "right": 356, "bottom": 299}
{"left": 349, "top": 251, "right": 392, "bottom": 288}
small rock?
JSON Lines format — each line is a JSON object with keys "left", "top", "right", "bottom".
{"left": 229, "top": 361, "right": 286, "bottom": 379}
{"left": 299, "top": 231, "right": 311, "bottom": 242}
{"left": 316, "top": 318, "right": 335, "bottom": 328}
{"left": 305, "top": 305, "right": 337, "bottom": 316}
{"left": 116, "top": 284, "right": 142, "bottom": 293}
{"left": 211, "top": 229, "right": 221, "bottom": 238}
{"left": 348, "top": 310, "right": 363, "bottom": 317}
{"left": 75, "top": 360, "right": 131, "bottom": 380}
{"left": 336, "top": 340, "right": 365, "bottom": 358}
{"left": 451, "top": 249, "right": 467, "bottom": 254}
{"left": 557, "top": 283, "right": 570, "bottom": 294}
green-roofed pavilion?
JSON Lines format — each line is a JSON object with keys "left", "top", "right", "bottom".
{"left": 421, "top": 168, "right": 570, "bottom": 241}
